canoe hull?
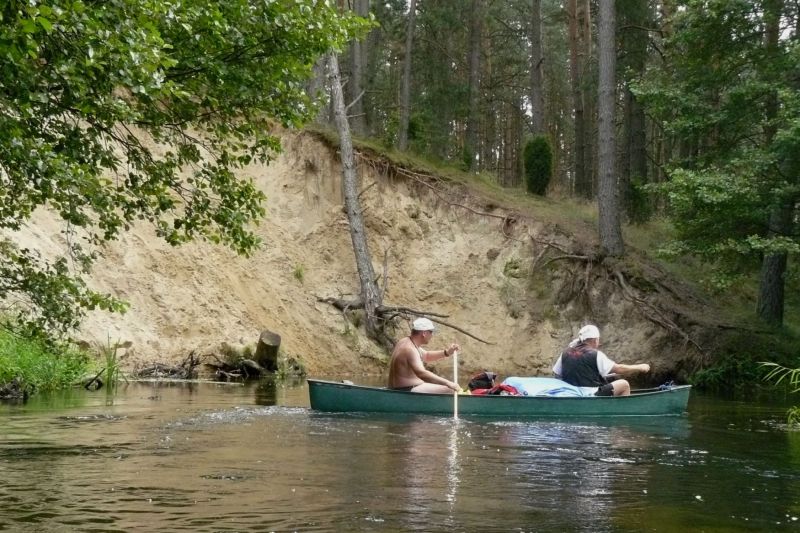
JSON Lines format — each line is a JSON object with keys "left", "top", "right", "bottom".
{"left": 308, "top": 379, "right": 691, "bottom": 417}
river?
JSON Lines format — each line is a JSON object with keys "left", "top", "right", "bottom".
{"left": 1, "top": 378, "right": 798, "bottom": 532}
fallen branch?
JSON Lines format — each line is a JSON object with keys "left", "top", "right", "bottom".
{"left": 376, "top": 305, "right": 493, "bottom": 344}
{"left": 318, "top": 297, "right": 493, "bottom": 345}
{"left": 205, "top": 353, "right": 271, "bottom": 380}
{"left": 376, "top": 304, "right": 449, "bottom": 319}
{"left": 133, "top": 351, "right": 201, "bottom": 380}
{"left": 84, "top": 367, "right": 106, "bottom": 390}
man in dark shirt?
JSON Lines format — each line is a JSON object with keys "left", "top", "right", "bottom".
{"left": 552, "top": 325, "right": 650, "bottom": 396}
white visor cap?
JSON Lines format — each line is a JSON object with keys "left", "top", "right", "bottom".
{"left": 412, "top": 317, "right": 436, "bottom": 331}
{"left": 578, "top": 324, "right": 600, "bottom": 341}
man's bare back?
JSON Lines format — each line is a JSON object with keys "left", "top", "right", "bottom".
{"left": 388, "top": 337, "right": 427, "bottom": 389}
{"left": 387, "top": 318, "right": 460, "bottom": 394}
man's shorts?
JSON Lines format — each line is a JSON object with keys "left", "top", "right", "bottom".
{"left": 595, "top": 383, "right": 614, "bottom": 396}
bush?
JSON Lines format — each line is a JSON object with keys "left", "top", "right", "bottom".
{"left": 0, "top": 331, "right": 91, "bottom": 394}
{"left": 523, "top": 135, "right": 553, "bottom": 196}
{"left": 690, "top": 353, "right": 763, "bottom": 389}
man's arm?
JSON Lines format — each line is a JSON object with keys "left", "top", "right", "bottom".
{"left": 610, "top": 362, "right": 650, "bottom": 375}
{"left": 421, "top": 343, "right": 460, "bottom": 363}
{"left": 409, "top": 348, "right": 459, "bottom": 390}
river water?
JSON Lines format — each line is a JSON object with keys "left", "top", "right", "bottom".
{"left": 1, "top": 378, "right": 798, "bottom": 532}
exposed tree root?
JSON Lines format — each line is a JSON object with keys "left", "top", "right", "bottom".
{"left": 611, "top": 269, "right": 705, "bottom": 353}
{"left": 530, "top": 238, "right": 708, "bottom": 356}
{"left": 354, "top": 149, "right": 513, "bottom": 224}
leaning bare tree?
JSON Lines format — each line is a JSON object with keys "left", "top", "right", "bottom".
{"left": 327, "top": 52, "right": 391, "bottom": 348}
{"left": 324, "top": 52, "right": 491, "bottom": 351}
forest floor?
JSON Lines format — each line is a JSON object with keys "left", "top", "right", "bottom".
{"left": 14, "top": 128, "right": 744, "bottom": 385}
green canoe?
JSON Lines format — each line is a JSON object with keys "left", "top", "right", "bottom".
{"left": 307, "top": 379, "right": 691, "bottom": 417}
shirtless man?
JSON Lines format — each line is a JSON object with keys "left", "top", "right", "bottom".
{"left": 387, "top": 317, "right": 461, "bottom": 393}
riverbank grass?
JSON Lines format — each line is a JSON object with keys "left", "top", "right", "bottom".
{"left": 0, "top": 331, "right": 91, "bottom": 394}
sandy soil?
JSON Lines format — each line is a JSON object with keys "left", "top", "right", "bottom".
{"left": 11, "top": 130, "right": 700, "bottom": 382}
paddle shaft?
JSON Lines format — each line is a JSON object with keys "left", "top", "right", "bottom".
{"left": 453, "top": 350, "right": 459, "bottom": 419}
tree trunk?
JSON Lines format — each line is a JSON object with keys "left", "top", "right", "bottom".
{"left": 328, "top": 53, "right": 384, "bottom": 342}
{"left": 529, "top": 0, "right": 546, "bottom": 136}
{"left": 396, "top": 0, "right": 417, "bottom": 151}
{"left": 363, "top": 3, "right": 380, "bottom": 136}
{"left": 347, "top": 0, "right": 369, "bottom": 136}
{"left": 567, "top": 0, "right": 587, "bottom": 197}
{"left": 620, "top": 0, "right": 649, "bottom": 221}
{"left": 757, "top": 233, "right": 789, "bottom": 325}
{"left": 306, "top": 57, "right": 329, "bottom": 124}
{"left": 465, "top": 0, "right": 483, "bottom": 171}
{"left": 756, "top": 0, "right": 787, "bottom": 325}
{"left": 581, "top": 0, "right": 596, "bottom": 198}
{"left": 597, "top": 0, "right": 624, "bottom": 256}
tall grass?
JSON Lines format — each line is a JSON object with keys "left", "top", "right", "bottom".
{"left": 101, "top": 338, "right": 122, "bottom": 392}
{"left": 761, "top": 362, "right": 800, "bottom": 426}
{"left": 0, "top": 330, "right": 91, "bottom": 394}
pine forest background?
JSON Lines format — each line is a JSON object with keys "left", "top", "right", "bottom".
{"left": 316, "top": 0, "right": 800, "bottom": 329}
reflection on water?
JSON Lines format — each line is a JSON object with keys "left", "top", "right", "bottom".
{"left": 0, "top": 381, "right": 798, "bottom": 531}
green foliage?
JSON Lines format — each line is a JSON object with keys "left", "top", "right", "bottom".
{"left": 761, "top": 362, "right": 800, "bottom": 427}
{"left": 293, "top": 264, "right": 305, "bottom": 283}
{"left": 0, "top": 241, "right": 129, "bottom": 337}
{"left": 0, "top": 329, "right": 90, "bottom": 393}
{"left": 101, "top": 338, "right": 122, "bottom": 391}
{"left": 761, "top": 362, "right": 800, "bottom": 392}
{"left": 691, "top": 327, "right": 799, "bottom": 390}
{"left": 635, "top": 0, "right": 800, "bottom": 313}
{"left": 503, "top": 258, "right": 523, "bottom": 278}
{"left": 627, "top": 177, "right": 652, "bottom": 224}
{"left": 276, "top": 349, "right": 306, "bottom": 379}
{"left": 690, "top": 353, "right": 764, "bottom": 390}
{"left": 0, "top": 0, "right": 368, "bottom": 337}
{"left": 523, "top": 135, "right": 553, "bottom": 196}
{"left": 788, "top": 406, "right": 800, "bottom": 427}
{"left": 219, "top": 342, "right": 254, "bottom": 367}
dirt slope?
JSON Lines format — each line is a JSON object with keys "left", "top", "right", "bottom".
{"left": 15, "top": 130, "right": 711, "bottom": 382}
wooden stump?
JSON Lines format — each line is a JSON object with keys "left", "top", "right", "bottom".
{"left": 255, "top": 330, "right": 281, "bottom": 372}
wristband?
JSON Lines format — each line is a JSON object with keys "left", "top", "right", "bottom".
{"left": 444, "top": 348, "right": 449, "bottom": 357}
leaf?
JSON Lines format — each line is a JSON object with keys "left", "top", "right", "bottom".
{"left": 20, "top": 19, "right": 37, "bottom": 34}
{"left": 37, "top": 16, "right": 53, "bottom": 33}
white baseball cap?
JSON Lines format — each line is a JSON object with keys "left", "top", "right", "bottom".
{"left": 578, "top": 324, "right": 600, "bottom": 341}
{"left": 412, "top": 317, "right": 436, "bottom": 331}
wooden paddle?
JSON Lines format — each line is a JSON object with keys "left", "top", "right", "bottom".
{"left": 453, "top": 349, "right": 459, "bottom": 419}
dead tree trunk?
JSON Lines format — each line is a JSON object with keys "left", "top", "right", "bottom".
{"left": 328, "top": 53, "right": 390, "bottom": 348}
